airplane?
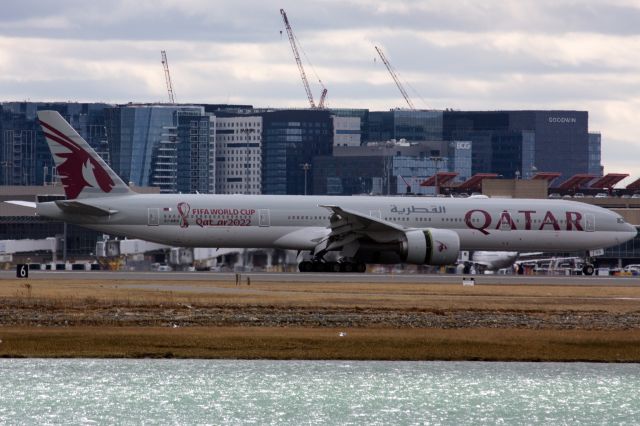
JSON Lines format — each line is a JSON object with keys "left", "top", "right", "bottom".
{"left": 6, "top": 110, "right": 637, "bottom": 275}
{"left": 464, "top": 251, "right": 544, "bottom": 273}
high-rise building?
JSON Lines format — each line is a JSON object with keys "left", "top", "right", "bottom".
{"left": 105, "top": 105, "right": 209, "bottom": 192}
{"left": 214, "top": 115, "right": 262, "bottom": 194}
{"left": 442, "top": 110, "right": 596, "bottom": 180}
{"left": 588, "top": 132, "right": 603, "bottom": 176}
{"left": 261, "top": 110, "right": 333, "bottom": 195}
{"left": 174, "top": 110, "right": 215, "bottom": 194}
{"left": 366, "top": 110, "right": 443, "bottom": 142}
{"left": 312, "top": 140, "right": 471, "bottom": 196}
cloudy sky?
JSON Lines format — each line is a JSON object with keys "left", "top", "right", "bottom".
{"left": 1, "top": 0, "right": 639, "bottom": 178}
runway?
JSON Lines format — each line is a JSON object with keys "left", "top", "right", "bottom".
{"left": 2, "top": 270, "right": 639, "bottom": 286}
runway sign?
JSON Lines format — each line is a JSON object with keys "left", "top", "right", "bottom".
{"left": 16, "top": 264, "right": 29, "bottom": 278}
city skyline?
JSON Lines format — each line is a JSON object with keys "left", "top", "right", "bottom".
{"left": 1, "top": 0, "right": 639, "bottom": 177}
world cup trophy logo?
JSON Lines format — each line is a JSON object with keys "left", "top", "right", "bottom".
{"left": 177, "top": 202, "right": 190, "bottom": 228}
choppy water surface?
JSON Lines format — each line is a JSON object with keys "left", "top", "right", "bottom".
{"left": 0, "top": 360, "right": 639, "bottom": 425}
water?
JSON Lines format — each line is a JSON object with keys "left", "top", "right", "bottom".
{"left": 0, "top": 360, "right": 639, "bottom": 425}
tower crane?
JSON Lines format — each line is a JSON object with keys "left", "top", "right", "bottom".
{"left": 160, "top": 50, "right": 176, "bottom": 104}
{"left": 280, "top": 9, "right": 327, "bottom": 109}
{"left": 374, "top": 46, "right": 415, "bottom": 110}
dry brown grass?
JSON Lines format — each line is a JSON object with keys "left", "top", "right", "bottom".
{"left": 2, "top": 278, "right": 640, "bottom": 312}
{"left": 1, "top": 326, "right": 640, "bottom": 361}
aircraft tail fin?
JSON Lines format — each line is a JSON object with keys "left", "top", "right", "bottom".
{"left": 37, "top": 110, "right": 133, "bottom": 199}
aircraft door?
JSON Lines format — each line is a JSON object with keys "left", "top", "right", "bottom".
{"left": 585, "top": 214, "right": 595, "bottom": 232}
{"left": 258, "top": 209, "right": 270, "bottom": 227}
{"left": 369, "top": 210, "right": 381, "bottom": 219}
{"left": 148, "top": 208, "right": 159, "bottom": 226}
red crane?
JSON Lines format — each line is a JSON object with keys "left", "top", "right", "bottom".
{"left": 160, "top": 50, "right": 176, "bottom": 104}
{"left": 375, "top": 46, "right": 415, "bottom": 110}
{"left": 280, "top": 9, "right": 327, "bottom": 109}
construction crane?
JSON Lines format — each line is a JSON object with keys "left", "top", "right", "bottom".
{"left": 160, "top": 50, "right": 176, "bottom": 104}
{"left": 280, "top": 9, "right": 326, "bottom": 109}
{"left": 374, "top": 46, "right": 415, "bottom": 110}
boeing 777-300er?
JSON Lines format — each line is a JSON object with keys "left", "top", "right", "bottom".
{"left": 7, "top": 111, "right": 637, "bottom": 274}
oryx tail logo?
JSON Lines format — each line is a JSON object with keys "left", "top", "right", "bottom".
{"left": 177, "top": 202, "right": 191, "bottom": 228}
{"left": 436, "top": 240, "right": 447, "bottom": 252}
{"left": 39, "top": 119, "right": 114, "bottom": 199}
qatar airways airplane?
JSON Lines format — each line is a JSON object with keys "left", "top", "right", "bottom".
{"left": 7, "top": 111, "right": 637, "bottom": 274}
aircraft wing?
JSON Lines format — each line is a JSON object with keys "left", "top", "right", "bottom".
{"left": 4, "top": 200, "right": 37, "bottom": 208}
{"left": 317, "top": 205, "right": 406, "bottom": 253}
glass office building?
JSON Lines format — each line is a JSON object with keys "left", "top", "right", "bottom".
{"left": 312, "top": 141, "right": 471, "bottom": 196}
{"left": 105, "top": 105, "right": 206, "bottom": 189}
{"left": 175, "top": 110, "right": 214, "bottom": 194}
{"left": 442, "top": 110, "right": 594, "bottom": 180}
{"left": 261, "top": 110, "right": 333, "bottom": 195}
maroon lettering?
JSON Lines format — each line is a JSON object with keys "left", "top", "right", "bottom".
{"left": 465, "top": 209, "right": 492, "bottom": 235}
{"left": 539, "top": 210, "right": 560, "bottom": 231}
{"left": 566, "top": 211, "right": 583, "bottom": 231}
{"left": 495, "top": 210, "right": 517, "bottom": 230}
{"left": 518, "top": 210, "right": 536, "bottom": 230}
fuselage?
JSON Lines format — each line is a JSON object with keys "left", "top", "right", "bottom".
{"left": 37, "top": 194, "right": 637, "bottom": 252}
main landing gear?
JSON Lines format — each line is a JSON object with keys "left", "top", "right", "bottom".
{"left": 298, "top": 261, "right": 366, "bottom": 273}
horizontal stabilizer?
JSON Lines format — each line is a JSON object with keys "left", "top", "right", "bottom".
{"left": 4, "top": 200, "right": 37, "bottom": 208}
{"left": 55, "top": 200, "right": 118, "bottom": 216}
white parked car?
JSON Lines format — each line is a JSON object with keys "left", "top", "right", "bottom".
{"left": 595, "top": 193, "right": 609, "bottom": 198}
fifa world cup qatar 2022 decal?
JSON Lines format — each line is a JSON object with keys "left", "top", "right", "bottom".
{"left": 175, "top": 202, "right": 255, "bottom": 228}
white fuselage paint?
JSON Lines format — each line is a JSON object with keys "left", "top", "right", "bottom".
{"left": 36, "top": 194, "right": 637, "bottom": 253}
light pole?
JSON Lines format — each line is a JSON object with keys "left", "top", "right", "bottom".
{"left": 239, "top": 127, "right": 255, "bottom": 194}
{"left": 300, "top": 163, "right": 311, "bottom": 195}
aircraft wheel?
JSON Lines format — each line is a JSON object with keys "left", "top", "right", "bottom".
{"left": 340, "top": 262, "right": 355, "bottom": 273}
{"left": 356, "top": 263, "right": 367, "bottom": 273}
{"left": 583, "top": 264, "right": 595, "bottom": 276}
{"left": 312, "top": 262, "right": 325, "bottom": 272}
{"left": 299, "top": 261, "right": 313, "bottom": 273}
{"left": 325, "top": 262, "right": 341, "bottom": 273}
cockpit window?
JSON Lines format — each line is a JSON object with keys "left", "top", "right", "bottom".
{"left": 617, "top": 218, "right": 625, "bottom": 224}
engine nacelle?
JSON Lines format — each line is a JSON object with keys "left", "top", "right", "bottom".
{"left": 402, "top": 228, "right": 460, "bottom": 265}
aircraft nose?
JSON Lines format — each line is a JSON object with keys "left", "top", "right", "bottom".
{"left": 627, "top": 223, "right": 638, "bottom": 239}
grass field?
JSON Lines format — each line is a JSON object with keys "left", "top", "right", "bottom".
{"left": 1, "top": 277, "right": 640, "bottom": 361}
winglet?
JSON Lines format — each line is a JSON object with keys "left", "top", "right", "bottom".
{"left": 37, "top": 110, "right": 133, "bottom": 199}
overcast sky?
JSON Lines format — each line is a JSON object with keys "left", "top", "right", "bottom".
{"left": 1, "top": 0, "right": 639, "bottom": 178}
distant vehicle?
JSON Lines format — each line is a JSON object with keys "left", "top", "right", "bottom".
{"left": 562, "top": 195, "right": 572, "bottom": 199}
{"left": 621, "top": 194, "right": 631, "bottom": 199}
{"left": 157, "top": 264, "right": 172, "bottom": 272}
{"left": 548, "top": 193, "right": 561, "bottom": 199}
{"left": 632, "top": 194, "right": 640, "bottom": 199}
{"left": 573, "top": 193, "right": 585, "bottom": 198}
{"left": 623, "top": 264, "right": 640, "bottom": 273}
{"left": 595, "top": 193, "right": 609, "bottom": 198}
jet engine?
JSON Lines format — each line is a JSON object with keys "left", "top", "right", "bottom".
{"left": 402, "top": 228, "right": 460, "bottom": 265}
